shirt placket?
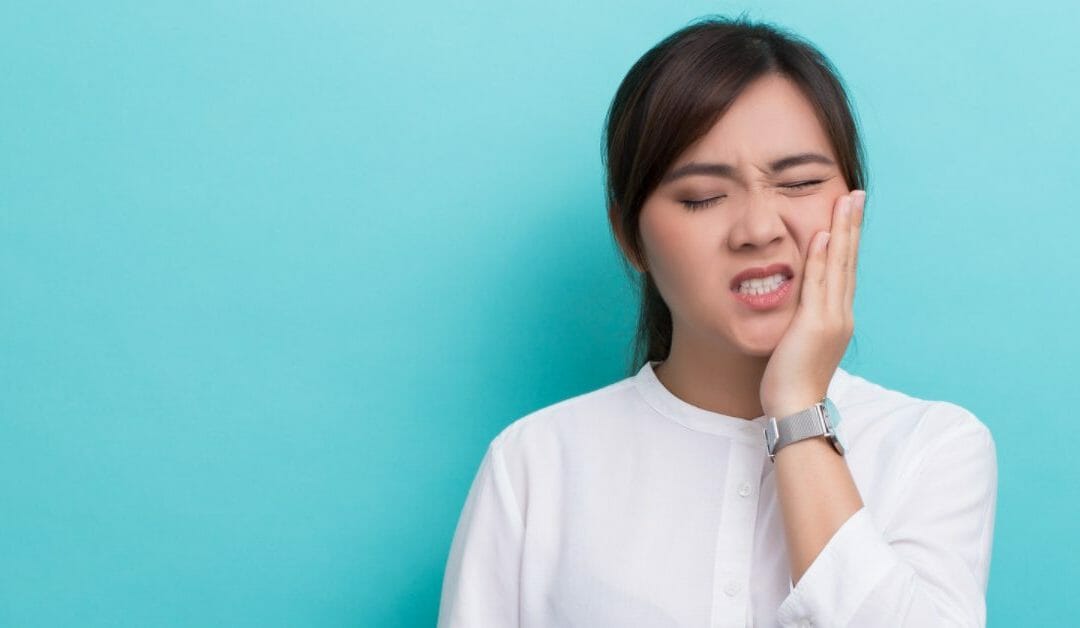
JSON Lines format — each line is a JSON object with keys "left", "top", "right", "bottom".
{"left": 709, "top": 438, "right": 765, "bottom": 628}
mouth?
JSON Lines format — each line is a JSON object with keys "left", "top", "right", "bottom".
{"left": 729, "top": 263, "right": 795, "bottom": 292}
{"left": 730, "top": 272, "right": 795, "bottom": 310}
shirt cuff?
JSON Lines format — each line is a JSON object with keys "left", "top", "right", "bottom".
{"left": 776, "top": 505, "right": 900, "bottom": 627}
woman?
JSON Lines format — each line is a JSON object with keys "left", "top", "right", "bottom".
{"left": 438, "top": 15, "right": 997, "bottom": 628}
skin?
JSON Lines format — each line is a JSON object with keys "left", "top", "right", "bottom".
{"left": 612, "top": 72, "right": 867, "bottom": 585}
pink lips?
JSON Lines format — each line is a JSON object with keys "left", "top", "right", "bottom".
{"left": 729, "top": 263, "right": 794, "bottom": 290}
{"left": 730, "top": 270, "right": 795, "bottom": 311}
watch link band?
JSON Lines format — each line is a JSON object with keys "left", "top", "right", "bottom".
{"left": 763, "top": 398, "right": 846, "bottom": 463}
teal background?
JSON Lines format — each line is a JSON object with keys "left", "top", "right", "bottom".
{"left": 2, "top": 1, "right": 1075, "bottom": 625}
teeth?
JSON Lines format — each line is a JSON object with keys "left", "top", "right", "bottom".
{"left": 738, "top": 273, "right": 786, "bottom": 295}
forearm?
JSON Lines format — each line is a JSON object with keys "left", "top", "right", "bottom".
{"left": 772, "top": 429, "right": 863, "bottom": 585}
{"left": 770, "top": 408, "right": 995, "bottom": 627}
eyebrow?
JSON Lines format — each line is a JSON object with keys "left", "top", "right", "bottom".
{"left": 661, "top": 152, "right": 836, "bottom": 184}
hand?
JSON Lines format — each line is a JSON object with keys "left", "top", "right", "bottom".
{"left": 759, "top": 190, "right": 865, "bottom": 419}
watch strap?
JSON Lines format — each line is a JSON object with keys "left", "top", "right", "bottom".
{"left": 775, "top": 403, "right": 828, "bottom": 451}
{"left": 764, "top": 398, "right": 845, "bottom": 462}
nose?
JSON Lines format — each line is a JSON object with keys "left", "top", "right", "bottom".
{"left": 727, "top": 192, "right": 786, "bottom": 251}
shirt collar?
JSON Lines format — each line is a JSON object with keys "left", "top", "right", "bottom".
{"left": 631, "top": 359, "right": 851, "bottom": 443}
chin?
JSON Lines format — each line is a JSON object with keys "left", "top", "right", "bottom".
{"left": 738, "top": 339, "right": 778, "bottom": 358}
{"left": 731, "top": 317, "right": 790, "bottom": 356}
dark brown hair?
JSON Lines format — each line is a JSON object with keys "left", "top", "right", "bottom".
{"left": 601, "top": 13, "right": 868, "bottom": 376}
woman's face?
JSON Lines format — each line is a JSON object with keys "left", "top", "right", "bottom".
{"left": 637, "top": 73, "right": 851, "bottom": 357}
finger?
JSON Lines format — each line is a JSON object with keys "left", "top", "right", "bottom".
{"left": 845, "top": 191, "right": 865, "bottom": 310}
{"left": 827, "top": 194, "right": 853, "bottom": 315}
{"left": 801, "top": 228, "right": 831, "bottom": 313}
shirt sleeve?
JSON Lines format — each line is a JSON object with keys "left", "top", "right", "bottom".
{"left": 437, "top": 438, "right": 525, "bottom": 628}
{"left": 775, "top": 409, "right": 998, "bottom": 627}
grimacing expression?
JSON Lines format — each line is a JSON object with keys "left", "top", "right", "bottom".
{"left": 637, "top": 73, "right": 850, "bottom": 357}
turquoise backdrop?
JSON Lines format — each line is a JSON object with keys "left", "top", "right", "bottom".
{"left": 2, "top": 1, "right": 1076, "bottom": 626}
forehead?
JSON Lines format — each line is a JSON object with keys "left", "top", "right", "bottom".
{"left": 677, "top": 74, "right": 836, "bottom": 167}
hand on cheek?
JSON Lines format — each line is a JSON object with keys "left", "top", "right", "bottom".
{"left": 758, "top": 190, "right": 865, "bottom": 419}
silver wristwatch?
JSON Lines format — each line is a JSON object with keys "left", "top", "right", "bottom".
{"left": 763, "top": 397, "right": 846, "bottom": 463}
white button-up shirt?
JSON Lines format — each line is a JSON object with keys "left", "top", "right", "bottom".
{"left": 437, "top": 361, "right": 997, "bottom": 627}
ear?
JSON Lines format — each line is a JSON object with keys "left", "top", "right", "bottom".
{"left": 608, "top": 203, "right": 646, "bottom": 274}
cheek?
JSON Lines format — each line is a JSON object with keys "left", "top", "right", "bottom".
{"left": 790, "top": 197, "right": 838, "bottom": 252}
{"left": 639, "top": 209, "right": 711, "bottom": 290}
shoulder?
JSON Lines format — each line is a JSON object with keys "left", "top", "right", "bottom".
{"left": 834, "top": 370, "right": 996, "bottom": 528}
{"left": 489, "top": 374, "right": 640, "bottom": 456}
{"left": 479, "top": 374, "right": 643, "bottom": 514}
{"left": 837, "top": 368, "right": 996, "bottom": 482}
{"left": 839, "top": 368, "right": 992, "bottom": 439}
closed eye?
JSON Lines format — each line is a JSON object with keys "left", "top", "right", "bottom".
{"left": 783, "top": 179, "right": 825, "bottom": 190}
{"left": 681, "top": 180, "right": 825, "bottom": 211}
{"left": 680, "top": 195, "right": 725, "bottom": 211}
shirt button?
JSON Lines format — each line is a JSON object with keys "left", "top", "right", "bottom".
{"left": 723, "top": 581, "right": 741, "bottom": 597}
{"left": 738, "top": 481, "right": 752, "bottom": 497}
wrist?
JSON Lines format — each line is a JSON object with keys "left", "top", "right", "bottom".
{"left": 764, "top": 394, "right": 824, "bottom": 420}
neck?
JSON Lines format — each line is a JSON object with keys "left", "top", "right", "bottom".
{"left": 653, "top": 325, "right": 769, "bottom": 420}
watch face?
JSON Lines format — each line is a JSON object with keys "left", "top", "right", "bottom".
{"left": 824, "top": 397, "right": 841, "bottom": 429}
{"left": 832, "top": 433, "right": 847, "bottom": 455}
{"left": 824, "top": 397, "right": 846, "bottom": 455}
